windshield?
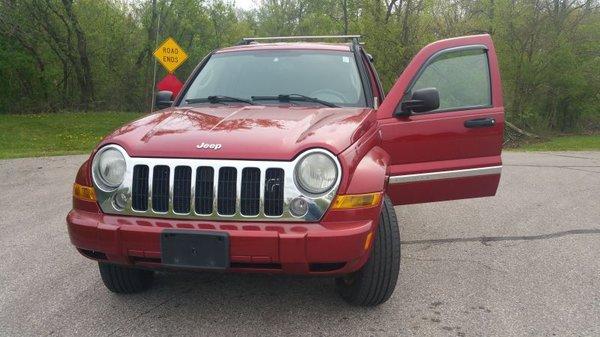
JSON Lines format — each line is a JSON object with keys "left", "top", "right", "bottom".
{"left": 180, "top": 50, "right": 366, "bottom": 107}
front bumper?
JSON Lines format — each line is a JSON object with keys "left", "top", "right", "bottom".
{"left": 66, "top": 209, "right": 378, "bottom": 275}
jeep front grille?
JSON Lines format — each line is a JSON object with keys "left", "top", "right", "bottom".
{"left": 92, "top": 146, "right": 341, "bottom": 222}
{"left": 195, "top": 167, "right": 214, "bottom": 214}
{"left": 151, "top": 165, "right": 170, "bottom": 212}
{"left": 173, "top": 166, "right": 192, "bottom": 213}
{"left": 131, "top": 165, "right": 149, "bottom": 211}
{"left": 240, "top": 168, "right": 261, "bottom": 216}
{"left": 130, "top": 164, "right": 284, "bottom": 218}
{"left": 264, "top": 168, "right": 284, "bottom": 216}
{"left": 217, "top": 167, "right": 238, "bottom": 215}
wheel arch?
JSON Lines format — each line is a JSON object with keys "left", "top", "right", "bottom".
{"left": 338, "top": 145, "right": 390, "bottom": 195}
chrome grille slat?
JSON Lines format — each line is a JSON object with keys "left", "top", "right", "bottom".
{"left": 147, "top": 165, "right": 154, "bottom": 212}
{"left": 189, "top": 166, "right": 197, "bottom": 215}
{"left": 212, "top": 166, "right": 219, "bottom": 217}
{"left": 258, "top": 168, "right": 266, "bottom": 217}
{"left": 167, "top": 165, "right": 175, "bottom": 213}
{"left": 235, "top": 167, "right": 243, "bottom": 215}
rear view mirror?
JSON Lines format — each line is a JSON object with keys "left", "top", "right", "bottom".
{"left": 155, "top": 90, "right": 174, "bottom": 109}
{"left": 395, "top": 87, "right": 440, "bottom": 116}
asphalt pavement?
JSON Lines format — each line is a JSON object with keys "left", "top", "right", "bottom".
{"left": 0, "top": 151, "right": 599, "bottom": 336}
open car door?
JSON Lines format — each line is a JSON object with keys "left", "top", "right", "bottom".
{"left": 377, "top": 34, "right": 504, "bottom": 205}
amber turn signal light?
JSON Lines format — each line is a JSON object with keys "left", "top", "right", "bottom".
{"left": 331, "top": 192, "right": 382, "bottom": 210}
{"left": 73, "top": 183, "right": 97, "bottom": 202}
{"left": 363, "top": 232, "right": 374, "bottom": 251}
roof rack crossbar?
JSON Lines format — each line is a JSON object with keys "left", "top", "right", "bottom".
{"left": 239, "top": 35, "right": 361, "bottom": 46}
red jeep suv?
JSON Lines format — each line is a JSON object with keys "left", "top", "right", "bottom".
{"left": 67, "top": 35, "right": 503, "bottom": 306}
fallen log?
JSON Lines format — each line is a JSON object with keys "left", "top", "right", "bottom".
{"left": 505, "top": 121, "right": 540, "bottom": 139}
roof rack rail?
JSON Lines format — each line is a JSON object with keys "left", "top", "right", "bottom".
{"left": 239, "top": 35, "right": 361, "bottom": 46}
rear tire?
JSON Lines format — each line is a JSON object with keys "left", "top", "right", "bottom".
{"left": 335, "top": 196, "right": 401, "bottom": 306}
{"left": 98, "top": 262, "right": 154, "bottom": 294}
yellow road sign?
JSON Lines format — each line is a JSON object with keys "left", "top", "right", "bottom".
{"left": 153, "top": 37, "right": 188, "bottom": 73}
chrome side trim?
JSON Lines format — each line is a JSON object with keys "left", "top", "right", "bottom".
{"left": 389, "top": 166, "right": 502, "bottom": 184}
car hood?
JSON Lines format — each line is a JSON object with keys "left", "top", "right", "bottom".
{"left": 100, "top": 105, "right": 376, "bottom": 160}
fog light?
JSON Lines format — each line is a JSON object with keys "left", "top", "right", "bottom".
{"left": 113, "top": 192, "right": 128, "bottom": 210}
{"left": 289, "top": 197, "right": 308, "bottom": 217}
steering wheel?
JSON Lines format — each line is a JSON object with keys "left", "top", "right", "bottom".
{"left": 309, "top": 89, "right": 348, "bottom": 104}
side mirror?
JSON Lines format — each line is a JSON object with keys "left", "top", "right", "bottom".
{"left": 155, "top": 90, "right": 174, "bottom": 109}
{"left": 395, "top": 87, "right": 440, "bottom": 116}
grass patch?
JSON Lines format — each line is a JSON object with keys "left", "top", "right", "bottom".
{"left": 1, "top": 112, "right": 598, "bottom": 159}
{"left": 515, "top": 134, "right": 600, "bottom": 151}
{"left": 0, "top": 111, "right": 143, "bottom": 159}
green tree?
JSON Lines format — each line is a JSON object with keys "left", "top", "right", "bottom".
{"left": 0, "top": 0, "right": 597, "bottom": 133}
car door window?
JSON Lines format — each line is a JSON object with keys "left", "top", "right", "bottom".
{"left": 405, "top": 47, "right": 491, "bottom": 112}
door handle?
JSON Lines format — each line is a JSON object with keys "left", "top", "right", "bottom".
{"left": 464, "top": 117, "right": 496, "bottom": 128}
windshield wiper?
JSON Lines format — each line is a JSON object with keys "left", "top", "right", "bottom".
{"left": 186, "top": 95, "right": 254, "bottom": 105}
{"left": 251, "top": 94, "right": 338, "bottom": 108}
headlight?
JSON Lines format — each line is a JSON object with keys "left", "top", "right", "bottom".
{"left": 295, "top": 152, "right": 338, "bottom": 194}
{"left": 93, "top": 147, "right": 126, "bottom": 190}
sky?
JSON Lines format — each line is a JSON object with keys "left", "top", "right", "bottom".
{"left": 125, "top": 0, "right": 259, "bottom": 11}
{"left": 234, "top": 0, "right": 258, "bottom": 10}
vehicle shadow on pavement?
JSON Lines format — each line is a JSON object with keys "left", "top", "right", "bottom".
{"left": 94, "top": 269, "right": 402, "bottom": 335}
{"left": 118, "top": 270, "right": 352, "bottom": 309}
{"left": 154, "top": 270, "right": 338, "bottom": 302}
{"left": 98, "top": 270, "right": 392, "bottom": 333}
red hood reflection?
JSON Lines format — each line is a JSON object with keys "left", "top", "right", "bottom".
{"left": 100, "top": 105, "right": 376, "bottom": 160}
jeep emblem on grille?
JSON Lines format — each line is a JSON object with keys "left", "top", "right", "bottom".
{"left": 266, "top": 177, "right": 282, "bottom": 192}
{"left": 196, "top": 142, "right": 222, "bottom": 150}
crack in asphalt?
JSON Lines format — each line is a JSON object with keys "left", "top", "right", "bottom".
{"left": 107, "top": 287, "right": 191, "bottom": 336}
{"left": 505, "top": 164, "right": 600, "bottom": 168}
{"left": 403, "top": 256, "right": 507, "bottom": 274}
{"left": 564, "top": 168, "right": 600, "bottom": 174}
{"left": 401, "top": 228, "right": 600, "bottom": 245}
{"left": 504, "top": 164, "right": 600, "bottom": 173}
{"left": 543, "top": 153, "right": 598, "bottom": 160}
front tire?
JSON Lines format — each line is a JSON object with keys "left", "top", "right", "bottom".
{"left": 336, "top": 196, "right": 401, "bottom": 306}
{"left": 98, "top": 262, "right": 154, "bottom": 294}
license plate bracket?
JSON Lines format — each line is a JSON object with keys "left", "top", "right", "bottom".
{"left": 161, "top": 230, "right": 229, "bottom": 269}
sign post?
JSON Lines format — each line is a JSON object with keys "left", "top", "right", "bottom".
{"left": 151, "top": 37, "right": 188, "bottom": 111}
{"left": 150, "top": 16, "right": 161, "bottom": 113}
